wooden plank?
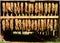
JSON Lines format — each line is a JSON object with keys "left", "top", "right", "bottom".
{"left": 0, "top": 16, "right": 59, "bottom": 19}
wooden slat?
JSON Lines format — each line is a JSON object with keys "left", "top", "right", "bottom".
{"left": 0, "top": 16, "right": 59, "bottom": 19}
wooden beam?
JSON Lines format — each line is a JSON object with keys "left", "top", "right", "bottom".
{"left": 0, "top": 16, "right": 59, "bottom": 19}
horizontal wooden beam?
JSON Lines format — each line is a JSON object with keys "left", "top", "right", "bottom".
{"left": 0, "top": 16, "right": 59, "bottom": 19}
